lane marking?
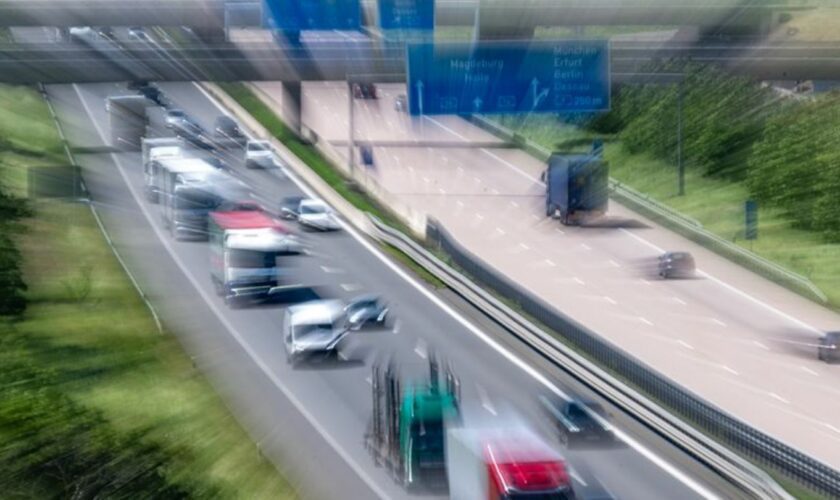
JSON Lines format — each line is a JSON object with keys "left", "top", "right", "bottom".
{"left": 711, "top": 318, "right": 727, "bottom": 327}
{"left": 414, "top": 339, "right": 428, "bottom": 359}
{"left": 75, "top": 84, "right": 392, "bottom": 500}
{"left": 569, "top": 469, "right": 588, "bottom": 487}
{"left": 391, "top": 319, "right": 401, "bottom": 335}
{"left": 555, "top": 228, "right": 565, "bottom": 235}
{"left": 531, "top": 214, "right": 541, "bottom": 221}
{"left": 769, "top": 392, "right": 790, "bottom": 404}
{"left": 800, "top": 366, "right": 819, "bottom": 377}
{"left": 608, "top": 259, "right": 621, "bottom": 268}
{"left": 495, "top": 227, "right": 506, "bottom": 235}
{"left": 573, "top": 277, "right": 585, "bottom": 285}
{"left": 519, "top": 243, "right": 530, "bottom": 250}
{"left": 639, "top": 317, "right": 654, "bottom": 326}
{"left": 320, "top": 266, "right": 345, "bottom": 274}
{"left": 475, "top": 213, "right": 485, "bottom": 220}
{"left": 722, "top": 365, "right": 740, "bottom": 376}
{"left": 545, "top": 259, "right": 557, "bottom": 267}
{"left": 198, "top": 82, "right": 721, "bottom": 500}
{"left": 677, "top": 340, "right": 695, "bottom": 350}
{"left": 340, "top": 283, "right": 362, "bottom": 292}
{"left": 510, "top": 201, "right": 519, "bottom": 208}
{"left": 580, "top": 243, "right": 591, "bottom": 250}
{"left": 604, "top": 296, "right": 617, "bottom": 305}
{"left": 456, "top": 200, "right": 465, "bottom": 207}
{"left": 673, "top": 297, "right": 687, "bottom": 305}
{"left": 476, "top": 385, "right": 498, "bottom": 416}
{"left": 753, "top": 340, "right": 770, "bottom": 351}
{"left": 640, "top": 278, "right": 651, "bottom": 286}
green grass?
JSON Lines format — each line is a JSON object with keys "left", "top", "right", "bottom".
{"left": 218, "top": 82, "right": 445, "bottom": 288}
{"left": 498, "top": 117, "right": 840, "bottom": 309}
{"left": 0, "top": 84, "right": 295, "bottom": 498}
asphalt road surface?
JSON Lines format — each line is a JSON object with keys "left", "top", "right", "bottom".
{"left": 253, "top": 80, "right": 840, "bottom": 471}
{"left": 42, "top": 80, "right": 747, "bottom": 499}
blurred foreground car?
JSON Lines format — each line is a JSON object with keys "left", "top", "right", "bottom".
{"left": 245, "top": 140, "right": 274, "bottom": 168}
{"left": 345, "top": 295, "right": 389, "bottom": 330}
{"left": 166, "top": 110, "right": 211, "bottom": 149}
{"left": 129, "top": 81, "right": 167, "bottom": 107}
{"left": 353, "top": 83, "right": 378, "bottom": 99}
{"left": 658, "top": 251, "right": 695, "bottom": 279}
{"left": 214, "top": 115, "right": 247, "bottom": 147}
{"left": 819, "top": 332, "right": 840, "bottom": 363}
{"left": 283, "top": 300, "right": 349, "bottom": 364}
{"left": 297, "top": 199, "right": 340, "bottom": 231}
{"left": 540, "top": 396, "right": 615, "bottom": 448}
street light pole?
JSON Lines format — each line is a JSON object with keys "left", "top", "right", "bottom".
{"left": 677, "top": 81, "right": 685, "bottom": 196}
{"left": 348, "top": 80, "right": 355, "bottom": 179}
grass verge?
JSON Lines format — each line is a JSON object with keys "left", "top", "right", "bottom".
{"left": 0, "top": 83, "right": 295, "bottom": 498}
{"left": 218, "top": 82, "right": 444, "bottom": 288}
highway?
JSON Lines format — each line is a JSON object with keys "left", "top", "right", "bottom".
{"left": 42, "top": 79, "right": 745, "bottom": 499}
{"left": 253, "top": 80, "right": 840, "bottom": 471}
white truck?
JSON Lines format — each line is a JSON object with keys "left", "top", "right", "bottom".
{"left": 447, "top": 427, "right": 577, "bottom": 500}
{"left": 209, "top": 209, "right": 300, "bottom": 306}
{"left": 141, "top": 137, "right": 183, "bottom": 169}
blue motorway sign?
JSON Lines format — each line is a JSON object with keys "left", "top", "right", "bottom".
{"left": 378, "top": 0, "right": 434, "bottom": 30}
{"left": 263, "top": 0, "right": 360, "bottom": 31}
{"left": 406, "top": 40, "right": 610, "bottom": 116}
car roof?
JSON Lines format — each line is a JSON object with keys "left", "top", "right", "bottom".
{"left": 287, "top": 300, "right": 345, "bottom": 326}
{"left": 300, "top": 198, "right": 327, "bottom": 209}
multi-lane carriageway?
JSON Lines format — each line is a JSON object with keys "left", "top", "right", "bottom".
{"left": 256, "top": 81, "right": 840, "bottom": 471}
{"left": 45, "top": 79, "right": 752, "bottom": 499}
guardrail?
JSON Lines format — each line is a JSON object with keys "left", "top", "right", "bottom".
{"left": 207, "top": 82, "right": 831, "bottom": 498}
{"left": 368, "top": 215, "right": 800, "bottom": 500}
{"left": 468, "top": 115, "right": 828, "bottom": 305}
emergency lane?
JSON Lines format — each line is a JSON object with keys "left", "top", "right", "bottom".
{"left": 57, "top": 80, "right": 735, "bottom": 499}
{"left": 272, "top": 80, "right": 840, "bottom": 470}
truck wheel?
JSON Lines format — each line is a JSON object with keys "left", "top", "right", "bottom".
{"left": 546, "top": 203, "right": 556, "bottom": 218}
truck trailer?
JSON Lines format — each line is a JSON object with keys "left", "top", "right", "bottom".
{"left": 367, "top": 355, "right": 460, "bottom": 490}
{"left": 545, "top": 147, "right": 608, "bottom": 225}
{"left": 447, "top": 427, "right": 576, "bottom": 500}
{"left": 209, "top": 209, "right": 299, "bottom": 305}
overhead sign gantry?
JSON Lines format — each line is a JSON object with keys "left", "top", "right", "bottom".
{"left": 406, "top": 40, "right": 610, "bottom": 116}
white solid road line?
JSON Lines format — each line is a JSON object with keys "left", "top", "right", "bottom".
{"left": 199, "top": 83, "right": 720, "bottom": 499}
{"left": 73, "top": 84, "right": 392, "bottom": 500}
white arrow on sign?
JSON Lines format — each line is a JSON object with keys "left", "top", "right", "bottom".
{"left": 531, "top": 77, "right": 550, "bottom": 109}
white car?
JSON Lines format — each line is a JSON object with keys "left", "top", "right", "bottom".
{"left": 297, "top": 199, "right": 340, "bottom": 231}
{"left": 245, "top": 140, "right": 275, "bottom": 169}
{"left": 283, "top": 300, "right": 350, "bottom": 364}
{"left": 69, "top": 26, "right": 94, "bottom": 42}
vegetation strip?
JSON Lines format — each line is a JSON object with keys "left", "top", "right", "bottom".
{"left": 0, "top": 83, "right": 295, "bottom": 498}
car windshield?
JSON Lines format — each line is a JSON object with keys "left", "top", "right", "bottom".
{"left": 228, "top": 249, "right": 276, "bottom": 269}
{"left": 168, "top": 110, "right": 185, "bottom": 118}
{"left": 567, "top": 403, "right": 589, "bottom": 421}
{"left": 174, "top": 189, "right": 219, "bottom": 210}
{"left": 300, "top": 204, "right": 327, "bottom": 215}
{"left": 410, "top": 420, "right": 444, "bottom": 451}
{"left": 294, "top": 322, "right": 335, "bottom": 339}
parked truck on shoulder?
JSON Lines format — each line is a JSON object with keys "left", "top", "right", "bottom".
{"left": 447, "top": 426, "right": 577, "bottom": 500}
{"left": 545, "top": 145, "right": 608, "bottom": 225}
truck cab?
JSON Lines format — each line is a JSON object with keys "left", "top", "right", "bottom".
{"left": 447, "top": 427, "right": 576, "bottom": 500}
{"left": 209, "top": 209, "right": 298, "bottom": 306}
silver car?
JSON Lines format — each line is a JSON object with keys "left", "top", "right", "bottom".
{"left": 283, "top": 300, "right": 349, "bottom": 364}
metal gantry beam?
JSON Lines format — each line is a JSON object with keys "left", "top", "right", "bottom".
{"left": 0, "top": 0, "right": 794, "bottom": 33}
{"left": 3, "top": 39, "right": 840, "bottom": 84}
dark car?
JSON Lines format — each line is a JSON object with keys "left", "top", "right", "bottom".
{"left": 345, "top": 295, "right": 389, "bottom": 330}
{"left": 352, "top": 83, "right": 378, "bottom": 99}
{"left": 166, "top": 110, "right": 211, "bottom": 149}
{"left": 213, "top": 115, "right": 246, "bottom": 147}
{"left": 540, "top": 396, "right": 615, "bottom": 448}
{"left": 818, "top": 332, "right": 840, "bottom": 363}
{"left": 658, "top": 251, "right": 695, "bottom": 279}
{"left": 129, "top": 81, "right": 167, "bottom": 107}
